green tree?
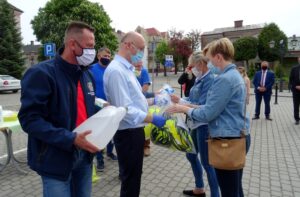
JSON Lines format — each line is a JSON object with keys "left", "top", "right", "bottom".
{"left": 31, "top": 0, "right": 118, "bottom": 54}
{"left": 0, "top": 0, "right": 25, "bottom": 78}
{"left": 234, "top": 36, "right": 258, "bottom": 70}
{"left": 155, "top": 41, "right": 170, "bottom": 64}
{"left": 258, "top": 23, "right": 287, "bottom": 62}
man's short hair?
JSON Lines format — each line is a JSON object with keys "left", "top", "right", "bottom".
{"left": 98, "top": 47, "right": 111, "bottom": 54}
{"left": 64, "top": 21, "right": 94, "bottom": 43}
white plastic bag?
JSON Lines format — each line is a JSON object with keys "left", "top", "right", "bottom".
{"left": 73, "top": 106, "right": 126, "bottom": 149}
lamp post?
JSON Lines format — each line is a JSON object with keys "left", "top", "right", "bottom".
{"left": 291, "top": 35, "right": 298, "bottom": 50}
{"left": 279, "top": 39, "right": 285, "bottom": 92}
{"left": 269, "top": 40, "right": 278, "bottom": 104}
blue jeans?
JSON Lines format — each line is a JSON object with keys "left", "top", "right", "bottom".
{"left": 41, "top": 150, "right": 92, "bottom": 197}
{"left": 186, "top": 125, "right": 220, "bottom": 197}
{"left": 96, "top": 140, "right": 114, "bottom": 162}
{"left": 215, "top": 134, "right": 251, "bottom": 197}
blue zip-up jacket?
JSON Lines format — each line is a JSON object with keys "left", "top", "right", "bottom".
{"left": 188, "top": 64, "right": 250, "bottom": 137}
{"left": 18, "top": 49, "right": 97, "bottom": 181}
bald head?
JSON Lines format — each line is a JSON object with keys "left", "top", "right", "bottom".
{"left": 118, "top": 31, "right": 145, "bottom": 63}
{"left": 121, "top": 31, "right": 144, "bottom": 44}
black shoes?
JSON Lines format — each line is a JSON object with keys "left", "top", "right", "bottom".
{"left": 296, "top": 120, "right": 299, "bottom": 125}
{"left": 107, "top": 153, "right": 118, "bottom": 161}
{"left": 266, "top": 116, "right": 272, "bottom": 121}
{"left": 252, "top": 116, "right": 259, "bottom": 120}
{"left": 183, "top": 190, "right": 206, "bottom": 197}
{"left": 97, "top": 160, "right": 104, "bottom": 172}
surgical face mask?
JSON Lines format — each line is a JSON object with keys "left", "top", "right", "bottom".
{"left": 207, "top": 61, "right": 221, "bottom": 75}
{"left": 191, "top": 67, "right": 202, "bottom": 78}
{"left": 100, "top": 57, "right": 110, "bottom": 66}
{"left": 130, "top": 44, "right": 144, "bottom": 64}
{"left": 134, "top": 70, "right": 141, "bottom": 77}
{"left": 261, "top": 66, "right": 268, "bottom": 71}
{"left": 131, "top": 50, "right": 144, "bottom": 64}
{"left": 74, "top": 41, "right": 96, "bottom": 66}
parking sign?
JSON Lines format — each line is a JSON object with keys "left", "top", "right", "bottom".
{"left": 44, "top": 43, "right": 56, "bottom": 57}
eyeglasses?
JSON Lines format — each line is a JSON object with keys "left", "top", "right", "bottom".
{"left": 130, "top": 42, "right": 144, "bottom": 52}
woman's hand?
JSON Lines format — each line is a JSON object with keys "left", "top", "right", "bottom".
{"left": 170, "top": 94, "right": 180, "bottom": 103}
{"left": 165, "top": 103, "right": 191, "bottom": 114}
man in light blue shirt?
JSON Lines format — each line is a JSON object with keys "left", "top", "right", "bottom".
{"left": 103, "top": 31, "right": 166, "bottom": 197}
{"left": 90, "top": 47, "right": 118, "bottom": 172}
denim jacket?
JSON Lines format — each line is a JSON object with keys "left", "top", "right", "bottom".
{"left": 188, "top": 64, "right": 250, "bottom": 137}
{"left": 188, "top": 71, "right": 214, "bottom": 105}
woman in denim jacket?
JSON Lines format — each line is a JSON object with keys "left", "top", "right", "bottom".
{"left": 171, "top": 52, "right": 219, "bottom": 197}
{"left": 166, "top": 38, "right": 251, "bottom": 197}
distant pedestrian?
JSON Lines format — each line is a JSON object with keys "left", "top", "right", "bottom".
{"left": 289, "top": 57, "right": 300, "bottom": 125}
{"left": 238, "top": 66, "right": 251, "bottom": 105}
{"left": 252, "top": 61, "right": 275, "bottom": 120}
{"left": 90, "top": 47, "right": 118, "bottom": 172}
{"left": 178, "top": 65, "right": 196, "bottom": 97}
{"left": 18, "top": 21, "right": 99, "bottom": 197}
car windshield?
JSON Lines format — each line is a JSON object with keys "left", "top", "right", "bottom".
{"left": 0, "top": 75, "right": 17, "bottom": 80}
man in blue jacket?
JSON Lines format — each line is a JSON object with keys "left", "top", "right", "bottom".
{"left": 18, "top": 21, "right": 99, "bottom": 197}
{"left": 252, "top": 61, "right": 275, "bottom": 120}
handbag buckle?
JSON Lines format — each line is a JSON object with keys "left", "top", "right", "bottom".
{"left": 221, "top": 143, "right": 228, "bottom": 148}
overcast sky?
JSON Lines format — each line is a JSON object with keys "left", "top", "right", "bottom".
{"left": 8, "top": 0, "right": 300, "bottom": 45}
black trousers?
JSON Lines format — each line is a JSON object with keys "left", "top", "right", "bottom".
{"left": 255, "top": 92, "right": 271, "bottom": 117}
{"left": 113, "top": 128, "right": 145, "bottom": 197}
{"left": 292, "top": 92, "right": 300, "bottom": 121}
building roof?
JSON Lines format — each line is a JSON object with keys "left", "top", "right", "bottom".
{"left": 8, "top": 3, "right": 23, "bottom": 13}
{"left": 23, "top": 43, "right": 42, "bottom": 54}
{"left": 145, "top": 28, "right": 161, "bottom": 36}
{"left": 202, "top": 23, "right": 265, "bottom": 35}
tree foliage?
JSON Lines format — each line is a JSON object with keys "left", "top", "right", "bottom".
{"left": 258, "top": 23, "right": 287, "bottom": 62}
{"left": 169, "top": 38, "right": 192, "bottom": 73}
{"left": 186, "top": 29, "right": 201, "bottom": 51}
{"left": 233, "top": 36, "right": 258, "bottom": 69}
{"left": 155, "top": 41, "right": 170, "bottom": 64}
{"left": 31, "top": 0, "right": 118, "bottom": 53}
{"left": 0, "top": 0, "right": 25, "bottom": 78}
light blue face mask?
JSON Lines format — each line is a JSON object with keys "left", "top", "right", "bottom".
{"left": 207, "top": 61, "right": 221, "bottom": 75}
{"left": 131, "top": 50, "right": 144, "bottom": 64}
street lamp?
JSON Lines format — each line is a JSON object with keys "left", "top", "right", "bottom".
{"left": 291, "top": 35, "right": 298, "bottom": 50}
{"left": 269, "top": 40, "right": 278, "bottom": 104}
{"left": 279, "top": 39, "right": 285, "bottom": 92}
{"left": 269, "top": 39, "right": 285, "bottom": 92}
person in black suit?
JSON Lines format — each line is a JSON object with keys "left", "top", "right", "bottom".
{"left": 252, "top": 61, "right": 275, "bottom": 120}
{"left": 289, "top": 57, "right": 300, "bottom": 125}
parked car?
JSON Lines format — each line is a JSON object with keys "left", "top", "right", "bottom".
{"left": 0, "top": 75, "right": 21, "bottom": 93}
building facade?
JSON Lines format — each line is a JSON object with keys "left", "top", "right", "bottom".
{"left": 201, "top": 20, "right": 265, "bottom": 49}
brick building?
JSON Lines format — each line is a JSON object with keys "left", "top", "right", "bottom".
{"left": 201, "top": 20, "right": 265, "bottom": 49}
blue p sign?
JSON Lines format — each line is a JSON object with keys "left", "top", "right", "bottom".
{"left": 44, "top": 43, "right": 56, "bottom": 57}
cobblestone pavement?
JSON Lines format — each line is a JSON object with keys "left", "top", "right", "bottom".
{"left": 1, "top": 72, "right": 300, "bottom": 197}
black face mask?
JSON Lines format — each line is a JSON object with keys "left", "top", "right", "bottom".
{"left": 100, "top": 58, "right": 110, "bottom": 66}
{"left": 261, "top": 66, "right": 268, "bottom": 70}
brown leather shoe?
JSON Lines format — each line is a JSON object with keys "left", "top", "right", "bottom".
{"left": 144, "top": 147, "right": 150, "bottom": 156}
